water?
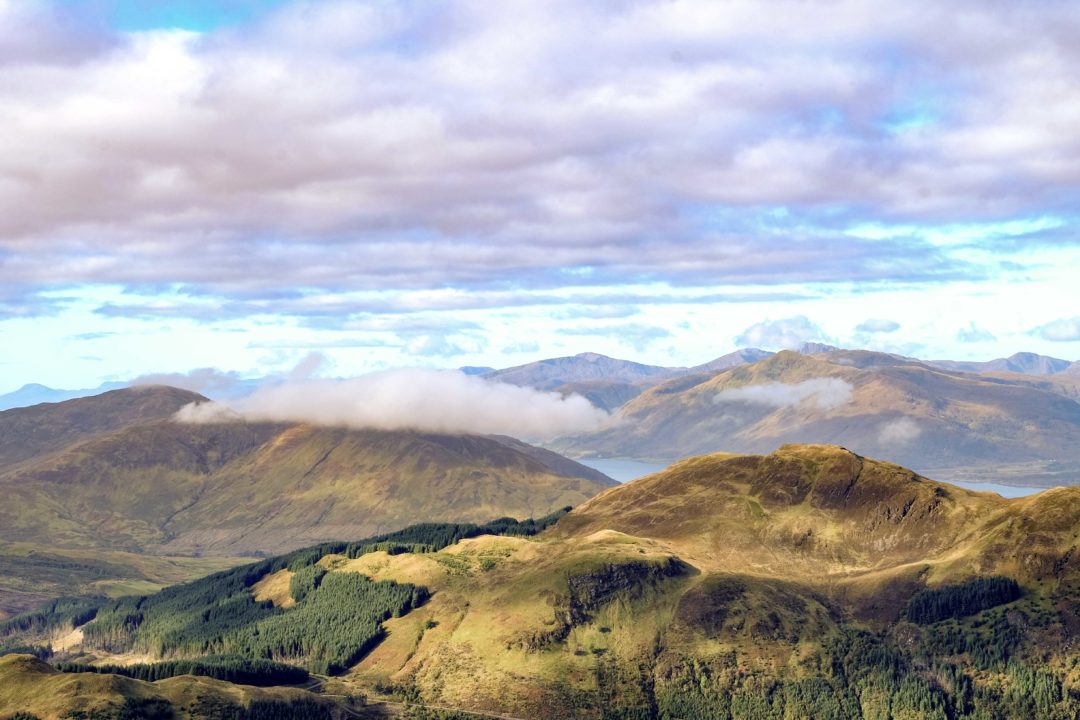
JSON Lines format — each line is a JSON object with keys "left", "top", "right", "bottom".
{"left": 938, "top": 479, "right": 1042, "bottom": 498}
{"left": 578, "top": 457, "right": 1047, "bottom": 498}
{"left": 577, "top": 458, "right": 669, "bottom": 483}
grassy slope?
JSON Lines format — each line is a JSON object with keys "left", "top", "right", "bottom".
{"left": 0, "top": 654, "right": 341, "bottom": 720}
{"left": 555, "top": 350, "right": 1080, "bottom": 484}
{"left": 0, "top": 417, "right": 614, "bottom": 557}
{"left": 0, "top": 542, "right": 253, "bottom": 619}
{"left": 303, "top": 445, "right": 1080, "bottom": 717}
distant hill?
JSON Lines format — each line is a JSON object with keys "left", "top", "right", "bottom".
{"left": 10, "top": 445, "right": 1078, "bottom": 719}
{"left": 931, "top": 351, "right": 1073, "bottom": 375}
{"left": 0, "top": 385, "right": 203, "bottom": 469}
{"left": 0, "top": 387, "right": 615, "bottom": 557}
{"left": 483, "top": 351, "right": 678, "bottom": 389}
{"left": 0, "top": 381, "right": 128, "bottom": 411}
{"left": 554, "top": 350, "right": 1080, "bottom": 485}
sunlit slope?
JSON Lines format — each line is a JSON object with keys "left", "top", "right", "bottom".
{"left": 325, "top": 445, "right": 1080, "bottom": 718}
{"left": 0, "top": 654, "right": 338, "bottom": 720}
{"left": 0, "top": 402, "right": 615, "bottom": 555}
{"left": 555, "top": 350, "right": 1080, "bottom": 483}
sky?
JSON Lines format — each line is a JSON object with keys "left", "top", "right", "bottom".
{"left": 2, "top": 0, "right": 1080, "bottom": 393}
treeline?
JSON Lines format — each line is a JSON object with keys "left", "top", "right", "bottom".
{"left": 53, "top": 654, "right": 308, "bottom": 686}
{"left": 46, "top": 696, "right": 334, "bottom": 720}
{"left": 17, "top": 511, "right": 566, "bottom": 677}
{"left": 0, "top": 596, "right": 104, "bottom": 641}
{"left": 905, "top": 576, "right": 1021, "bottom": 624}
{"left": 647, "top": 628, "right": 1080, "bottom": 720}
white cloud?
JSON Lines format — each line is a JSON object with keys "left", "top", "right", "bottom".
{"left": 735, "top": 316, "right": 828, "bottom": 350}
{"left": 856, "top": 318, "right": 900, "bottom": 334}
{"left": 714, "top": 378, "right": 853, "bottom": 410}
{"left": 956, "top": 323, "right": 996, "bottom": 343}
{"left": 174, "top": 368, "right": 608, "bottom": 440}
{"left": 1034, "top": 317, "right": 1080, "bottom": 342}
{"left": 878, "top": 417, "right": 922, "bottom": 446}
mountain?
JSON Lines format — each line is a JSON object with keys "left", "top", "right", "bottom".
{"left": 0, "top": 385, "right": 204, "bottom": 469}
{"left": 686, "top": 347, "right": 774, "bottom": 374}
{"left": 553, "top": 350, "right": 1080, "bottom": 485}
{"left": 0, "top": 387, "right": 615, "bottom": 557}
{"left": 932, "top": 351, "right": 1074, "bottom": 375}
{"left": 483, "top": 351, "right": 678, "bottom": 389}
{"left": 0, "top": 382, "right": 128, "bottom": 412}
{"left": 7, "top": 445, "right": 1078, "bottom": 719}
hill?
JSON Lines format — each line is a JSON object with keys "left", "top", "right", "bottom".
{"left": 931, "top": 351, "right": 1073, "bottom": 375}
{"left": 0, "top": 386, "right": 202, "bottom": 469}
{"left": 0, "top": 388, "right": 615, "bottom": 557}
{"left": 5, "top": 445, "right": 1078, "bottom": 719}
{"left": 554, "top": 350, "right": 1080, "bottom": 485}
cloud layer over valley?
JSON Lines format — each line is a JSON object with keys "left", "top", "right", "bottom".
{"left": 714, "top": 378, "right": 854, "bottom": 411}
{"left": 174, "top": 369, "right": 609, "bottom": 440}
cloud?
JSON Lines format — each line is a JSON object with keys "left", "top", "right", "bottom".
{"left": 714, "top": 378, "right": 854, "bottom": 410}
{"left": 1033, "top": 317, "right": 1080, "bottom": 342}
{"left": 557, "top": 323, "right": 672, "bottom": 352}
{"left": 173, "top": 369, "right": 608, "bottom": 440}
{"left": 133, "top": 367, "right": 262, "bottom": 400}
{"left": 956, "top": 323, "right": 996, "bottom": 343}
{"left": 878, "top": 417, "right": 922, "bottom": 446}
{"left": 855, "top": 319, "right": 900, "bottom": 334}
{"left": 4, "top": 0, "right": 1071, "bottom": 319}
{"left": 735, "top": 316, "right": 828, "bottom": 350}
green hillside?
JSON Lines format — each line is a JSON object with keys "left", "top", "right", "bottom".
{"left": 0, "top": 388, "right": 614, "bottom": 558}
{"left": 4, "top": 446, "right": 1079, "bottom": 719}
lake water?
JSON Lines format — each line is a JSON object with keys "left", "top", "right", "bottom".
{"left": 578, "top": 457, "right": 1046, "bottom": 498}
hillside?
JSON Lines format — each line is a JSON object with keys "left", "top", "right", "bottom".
{"left": 554, "top": 350, "right": 1080, "bottom": 485}
{"left": 0, "top": 388, "right": 615, "bottom": 557}
{"left": 5, "top": 445, "right": 1078, "bottom": 719}
{"left": 0, "top": 386, "right": 203, "bottom": 469}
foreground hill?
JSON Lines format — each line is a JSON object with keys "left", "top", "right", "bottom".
{"left": 0, "top": 387, "right": 614, "bottom": 558}
{"left": 555, "top": 350, "right": 1080, "bottom": 485}
{"left": 6, "top": 445, "right": 1078, "bottom": 718}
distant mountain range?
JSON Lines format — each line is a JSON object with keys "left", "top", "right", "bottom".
{"left": 553, "top": 349, "right": 1080, "bottom": 486}
{"left": 4, "top": 347, "right": 1076, "bottom": 413}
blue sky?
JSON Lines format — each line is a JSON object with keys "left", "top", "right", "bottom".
{"left": 2, "top": 0, "right": 1080, "bottom": 392}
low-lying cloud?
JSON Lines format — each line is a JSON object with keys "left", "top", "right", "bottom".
{"left": 174, "top": 369, "right": 608, "bottom": 440}
{"left": 878, "top": 417, "right": 922, "bottom": 446}
{"left": 714, "top": 378, "right": 854, "bottom": 410}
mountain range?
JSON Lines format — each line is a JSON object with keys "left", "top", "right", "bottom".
{"left": 553, "top": 349, "right": 1080, "bottom": 485}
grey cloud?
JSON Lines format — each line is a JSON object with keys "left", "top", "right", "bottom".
{"left": 856, "top": 319, "right": 900, "bottom": 334}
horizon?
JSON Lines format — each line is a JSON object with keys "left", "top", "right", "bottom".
{"left": 3, "top": 0, "right": 1080, "bottom": 392}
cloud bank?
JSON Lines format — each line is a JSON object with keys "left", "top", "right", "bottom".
{"left": 3, "top": 0, "right": 1079, "bottom": 321}
{"left": 175, "top": 369, "right": 608, "bottom": 440}
{"left": 714, "top": 378, "right": 854, "bottom": 410}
